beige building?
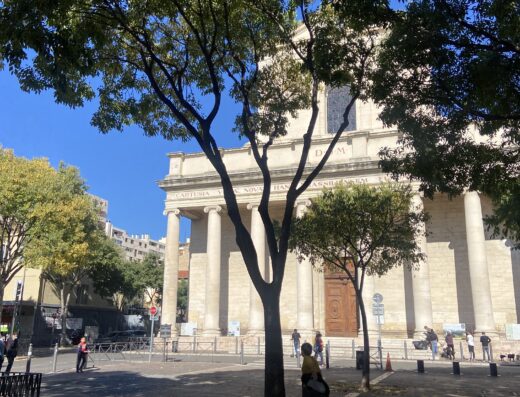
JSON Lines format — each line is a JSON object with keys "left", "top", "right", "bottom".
{"left": 158, "top": 90, "right": 520, "bottom": 344}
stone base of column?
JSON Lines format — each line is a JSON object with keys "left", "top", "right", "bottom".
{"left": 474, "top": 330, "right": 499, "bottom": 339}
{"left": 358, "top": 329, "right": 380, "bottom": 339}
{"left": 246, "top": 329, "right": 265, "bottom": 337}
{"left": 202, "top": 329, "right": 221, "bottom": 337}
{"left": 413, "top": 330, "right": 428, "bottom": 340}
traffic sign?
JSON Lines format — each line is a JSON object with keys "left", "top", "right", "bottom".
{"left": 372, "top": 303, "right": 384, "bottom": 316}
{"left": 372, "top": 293, "right": 383, "bottom": 304}
{"left": 160, "top": 324, "right": 172, "bottom": 338}
{"left": 150, "top": 306, "right": 157, "bottom": 316}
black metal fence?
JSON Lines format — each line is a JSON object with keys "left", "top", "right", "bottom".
{"left": 0, "top": 372, "right": 42, "bottom": 397}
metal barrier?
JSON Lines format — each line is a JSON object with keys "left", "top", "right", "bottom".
{"left": 0, "top": 372, "right": 42, "bottom": 397}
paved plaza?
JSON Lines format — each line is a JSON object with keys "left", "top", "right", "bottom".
{"left": 7, "top": 352, "right": 520, "bottom": 396}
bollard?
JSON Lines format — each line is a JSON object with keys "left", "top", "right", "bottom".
{"left": 193, "top": 336, "right": 196, "bottom": 353}
{"left": 25, "top": 343, "right": 33, "bottom": 373}
{"left": 489, "top": 362, "right": 498, "bottom": 377}
{"left": 404, "top": 340, "right": 408, "bottom": 360}
{"left": 235, "top": 337, "right": 238, "bottom": 355}
{"left": 325, "top": 341, "right": 330, "bottom": 369}
{"left": 214, "top": 337, "right": 217, "bottom": 354}
{"left": 240, "top": 341, "right": 245, "bottom": 365}
{"left": 489, "top": 345, "right": 494, "bottom": 362}
{"left": 257, "top": 337, "right": 261, "bottom": 355}
{"left": 452, "top": 361, "right": 461, "bottom": 375}
{"left": 296, "top": 350, "right": 301, "bottom": 368}
{"left": 352, "top": 339, "right": 355, "bottom": 359}
{"left": 459, "top": 341, "right": 464, "bottom": 360}
{"left": 417, "top": 359, "right": 425, "bottom": 373}
{"left": 52, "top": 343, "right": 58, "bottom": 373}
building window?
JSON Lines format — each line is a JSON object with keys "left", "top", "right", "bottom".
{"left": 326, "top": 85, "right": 356, "bottom": 134}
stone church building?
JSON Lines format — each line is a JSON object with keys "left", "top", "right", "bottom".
{"left": 158, "top": 88, "right": 520, "bottom": 343}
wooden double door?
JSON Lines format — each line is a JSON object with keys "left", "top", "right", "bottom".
{"left": 325, "top": 273, "right": 358, "bottom": 337}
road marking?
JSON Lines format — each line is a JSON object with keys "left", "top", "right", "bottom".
{"left": 344, "top": 371, "right": 394, "bottom": 397}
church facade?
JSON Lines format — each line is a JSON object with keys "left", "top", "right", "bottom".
{"left": 159, "top": 91, "right": 520, "bottom": 341}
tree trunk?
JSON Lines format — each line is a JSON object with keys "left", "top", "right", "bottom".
{"left": 0, "top": 281, "right": 4, "bottom": 325}
{"left": 59, "top": 288, "right": 70, "bottom": 346}
{"left": 263, "top": 292, "right": 285, "bottom": 397}
{"left": 358, "top": 293, "right": 371, "bottom": 391}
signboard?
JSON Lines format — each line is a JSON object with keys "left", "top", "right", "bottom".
{"left": 375, "top": 315, "right": 385, "bottom": 325}
{"left": 180, "top": 322, "right": 198, "bottom": 336}
{"left": 228, "top": 321, "right": 241, "bottom": 336}
{"left": 160, "top": 324, "right": 172, "bottom": 338}
{"left": 442, "top": 323, "right": 466, "bottom": 338}
{"left": 506, "top": 324, "right": 520, "bottom": 340}
{"left": 66, "top": 318, "right": 83, "bottom": 330}
{"left": 372, "top": 304, "right": 384, "bottom": 316}
{"left": 44, "top": 315, "right": 62, "bottom": 329}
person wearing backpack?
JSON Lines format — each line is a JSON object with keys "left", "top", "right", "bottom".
{"left": 0, "top": 336, "right": 5, "bottom": 371}
{"left": 314, "top": 332, "right": 324, "bottom": 367}
{"left": 76, "top": 337, "right": 89, "bottom": 373}
{"left": 301, "top": 342, "right": 330, "bottom": 397}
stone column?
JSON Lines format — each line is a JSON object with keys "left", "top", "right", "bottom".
{"left": 464, "top": 191, "right": 495, "bottom": 333}
{"left": 296, "top": 202, "right": 314, "bottom": 333}
{"left": 203, "top": 206, "right": 222, "bottom": 336}
{"left": 247, "top": 204, "right": 266, "bottom": 335}
{"left": 410, "top": 194, "right": 433, "bottom": 339}
{"left": 162, "top": 209, "right": 180, "bottom": 336}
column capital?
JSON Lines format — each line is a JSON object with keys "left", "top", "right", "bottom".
{"left": 163, "top": 208, "right": 181, "bottom": 216}
{"left": 204, "top": 205, "right": 222, "bottom": 214}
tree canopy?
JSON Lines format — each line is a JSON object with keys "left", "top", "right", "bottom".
{"left": 290, "top": 183, "right": 427, "bottom": 390}
{"left": 0, "top": 2, "right": 378, "bottom": 395}
{"left": 367, "top": 0, "right": 520, "bottom": 244}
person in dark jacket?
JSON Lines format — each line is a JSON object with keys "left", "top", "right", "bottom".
{"left": 5, "top": 333, "right": 18, "bottom": 373}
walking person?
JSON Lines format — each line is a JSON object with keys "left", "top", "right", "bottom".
{"left": 291, "top": 329, "right": 301, "bottom": 357}
{"left": 76, "top": 337, "right": 89, "bottom": 373}
{"left": 445, "top": 331, "right": 455, "bottom": 360}
{"left": 428, "top": 329, "right": 439, "bottom": 360}
{"left": 5, "top": 333, "right": 18, "bottom": 373}
{"left": 480, "top": 332, "right": 492, "bottom": 361}
{"left": 466, "top": 332, "right": 475, "bottom": 361}
{"left": 301, "top": 342, "right": 329, "bottom": 397}
{"left": 314, "top": 332, "right": 324, "bottom": 367}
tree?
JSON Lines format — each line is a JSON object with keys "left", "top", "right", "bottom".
{"left": 367, "top": 0, "right": 520, "bottom": 245}
{"left": 24, "top": 175, "right": 116, "bottom": 345}
{"left": 137, "top": 253, "right": 164, "bottom": 306}
{"left": 0, "top": 2, "right": 377, "bottom": 394}
{"left": 0, "top": 149, "right": 84, "bottom": 318}
{"left": 290, "top": 183, "right": 426, "bottom": 391}
{"left": 177, "top": 279, "right": 188, "bottom": 323}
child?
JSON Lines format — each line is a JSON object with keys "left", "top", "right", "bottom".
{"left": 301, "top": 342, "right": 329, "bottom": 397}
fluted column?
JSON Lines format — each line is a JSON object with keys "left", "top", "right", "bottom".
{"left": 410, "top": 193, "right": 433, "bottom": 339}
{"left": 464, "top": 191, "right": 495, "bottom": 333}
{"left": 247, "top": 204, "right": 266, "bottom": 334}
{"left": 162, "top": 209, "right": 180, "bottom": 336}
{"left": 203, "top": 206, "right": 222, "bottom": 336}
{"left": 296, "top": 201, "right": 314, "bottom": 333}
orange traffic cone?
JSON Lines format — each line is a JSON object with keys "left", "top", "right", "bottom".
{"left": 385, "top": 352, "right": 393, "bottom": 372}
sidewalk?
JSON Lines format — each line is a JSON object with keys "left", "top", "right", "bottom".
{"left": 35, "top": 355, "right": 520, "bottom": 397}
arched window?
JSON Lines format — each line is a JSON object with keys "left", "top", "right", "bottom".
{"left": 326, "top": 86, "right": 356, "bottom": 134}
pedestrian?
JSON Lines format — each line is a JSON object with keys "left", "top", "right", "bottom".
{"left": 480, "top": 332, "right": 492, "bottom": 361}
{"left": 76, "top": 337, "right": 89, "bottom": 373}
{"left": 5, "top": 333, "right": 18, "bottom": 373}
{"left": 445, "top": 331, "right": 455, "bottom": 360}
{"left": 466, "top": 332, "right": 475, "bottom": 361}
{"left": 314, "top": 332, "right": 324, "bottom": 366}
{"left": 301, "top": 342, "right": 329, "bottom": 397}
{"left": 291, "top": 329, "right": 301, "bottom": 357}
{"left": 428, "top": 329, "right": 439, "bottom": 360}
{"left": 0, "top": 336, "right": 4, "bottom": 371}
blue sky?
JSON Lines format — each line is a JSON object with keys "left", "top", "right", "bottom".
{"left": 0, "top": 72, "right": 242, "bottom": 242}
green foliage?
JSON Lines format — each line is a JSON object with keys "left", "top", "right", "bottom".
{"left": 367, "top": 0, "right": 520, "bottom": 244}
{"left": 290, "top": 183, "right": 427, "bottom": 278}
{"left": 0, "top": 149, "right": 87, "bottom": 290}
{"left": 177, "top": 279, "right": 188, "bottom": 323}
